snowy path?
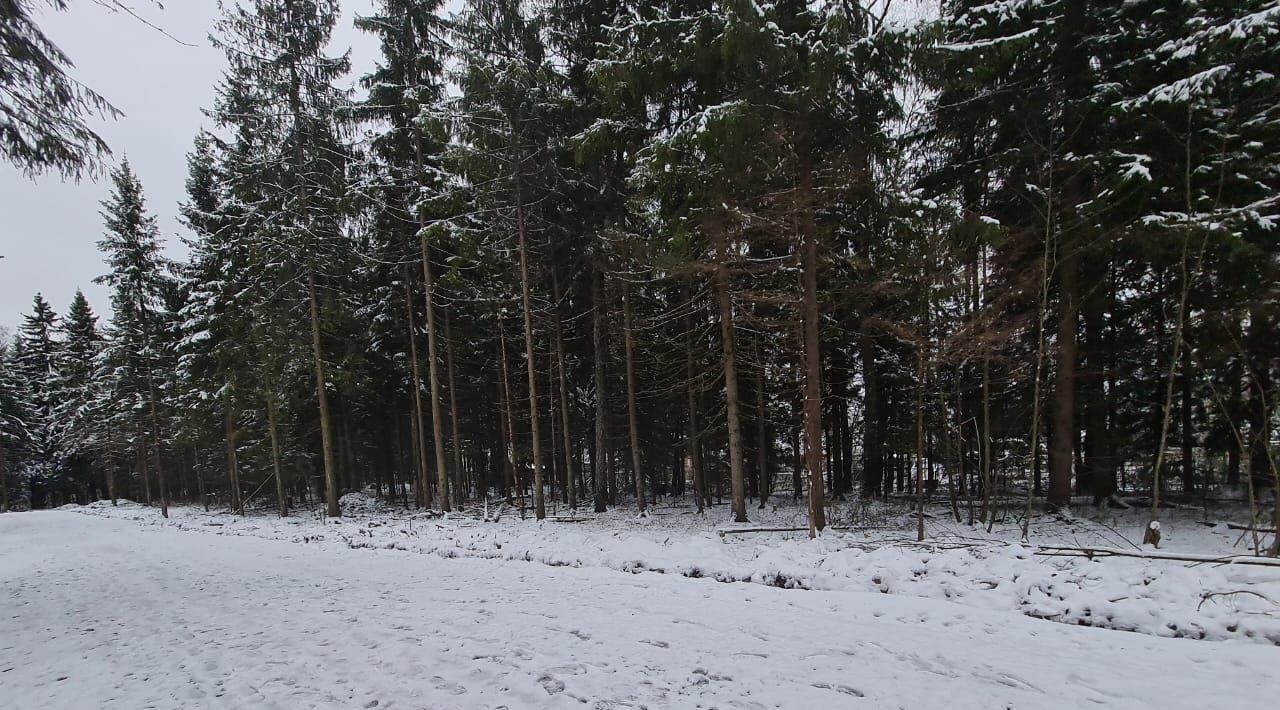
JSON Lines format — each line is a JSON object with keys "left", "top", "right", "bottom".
{"left": 1, "top": 513, "right": 1274, "bottom": 709}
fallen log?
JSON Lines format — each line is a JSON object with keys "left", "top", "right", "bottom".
{"left": 715, "top": 525, "right": 892, "bottom": 538}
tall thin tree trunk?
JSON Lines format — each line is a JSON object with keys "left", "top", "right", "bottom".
{"left": 268, "top": 395, "right": 287, "bottom": 517}
{"left": 552, "top": 265, "right": 577, "bottom": 510}
{"left": 622, "top": 278, "right": 646, "bottom": 513}
{"left": 1149, "top": 232, "right": 1201, "bottom": 532}
{"left": 592, "top": 262, "right": 610, "bottom": 513}
{"left": 1048, "top": 234, "right": 1078, "bottom": 510}
{"left": 309, "top": 272, "right": 340, "bottom": 518}
{"left": 0, "top": 439, "right": 8, "bottom": 512}
{"left": 223, "top": 397, "right": 241, "bottom": 515}
{"left": 916, "top": 351, "right": 927, "bottom": 541}
{"left": 711, "top": 228, "right": 748, "bottom": 523}
{"left": 445, "top": 306, "right": 465, "bottom": 506}
{"left": 756, "top": 339, "right": 770, "bottom": 507}
{"left": 514, "top": 161, "right": 545, "bottom": 520}
{"left": 685, "top": 290, "right": 705, "bottom": 513}
{"left": 420, "top": 240, "right": 451, "bottom": 512}
{"left": 136, "top": 292, "right": 168, "bottom": 518}
{"left": 1180, "top": 343, "right": 1194, "bottom": 495}
{"left": 860, "top": 333, "right": 883, "bottom": 497}
{"left": 800, "top": 224, "right": 825, "bottom": 536}
{"left": 402, "top": 269, "right": 430, "bottom": 508}
{"left": 497, "top": 315, "right": 519, "bottom": 506}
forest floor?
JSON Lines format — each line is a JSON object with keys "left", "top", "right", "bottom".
{"left": 70, "top": 492, "right": 1280, "bottom": 645}
{"left": 0, "top": 510, "right": 1276, "bottom": 710}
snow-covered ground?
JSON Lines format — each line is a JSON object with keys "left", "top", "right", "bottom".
{"left": 1, "top": 507, "right": 1276, "bottom": 708}
{"left": 70, "top": 495, "right": 1280, "bottom": 645}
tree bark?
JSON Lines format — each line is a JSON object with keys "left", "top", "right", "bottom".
{"left": 755, "top": 339, "right": 770, "bottom": 507}
{"left": 445, "top": 306, "right": 465, "bottom": 506}
{"left": 497, "top": 314, "right": 519, "bottom": 506}
{"left": 402, "top": 271, "right": 430, "bottom": 507}
{"left": 268, "top": 394, "right": 287, "bottom": 517}
{"left": 0, "top": 435, "right": 8, "bottom": 512}
{"left": 1180, "top": 342, "right": 1194, "bottom": 495}
{"left": 514, "top": 163, "right": 545, "bottom": 520}
{"left": 711, "top": 227, "right": 748, "bottom": 523}
{"left": 309, "top": 272, "right": 340, "bottom": 518}
{"left": 420, "top": 239, "right": 451, "bottom": 512}
{"left": 223, "top": 401, "right": 241, "bottom": 515}
{"left": 622, "top": 278, "right": 646, "bottom": 513}
{"left": 551, "top": 264, "right": 577, "bottom": 509}
{"left": 800, "top": 223, "right": 826, "bottom": 536}
{"left": 1048, "top": 235, "right": 1078, "bottom": 510}
{"left": 684, "top": 285, "right": 705, "bottom": 512}
{"left": 592, "top": 262, "right": 610, "bottom": 513}
{"left": 860, "top": 333, "right": 883, "bottom": 498}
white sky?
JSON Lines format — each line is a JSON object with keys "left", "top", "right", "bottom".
{"left": 0, "top": 0, "right": 382, "bottom": 331}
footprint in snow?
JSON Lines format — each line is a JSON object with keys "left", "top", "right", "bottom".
{"left": 813, "top": 682, "right": 865, "bottom": 698}
{"left": 537, "top": 673, "right": 565, "bottom": 695}
{"left": 431, "top": 676, "right": 467, "bottom": 696}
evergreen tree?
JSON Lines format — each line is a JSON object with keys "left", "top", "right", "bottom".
{"left": 96, "top": 158, "right": 174, "bottom": 516}
{"left": 15, "top": 293, "right": 59, "bottom": 506}
{"left": 51, "top": 290, "right": 104, "bottom": 502}
{"left": 209, "top": 0, "right": 354, "bottom": 517}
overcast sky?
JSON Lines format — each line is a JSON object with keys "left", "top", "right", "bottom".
{"left": 0, "top": 0, "right": 383, "bottom": 332}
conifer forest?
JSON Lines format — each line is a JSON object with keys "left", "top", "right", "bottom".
{"left": 5, "top": 0, "right": 1277, "bottom": 528}
{"left": 0, "top": 2, "right": 1279, "bottom": 706}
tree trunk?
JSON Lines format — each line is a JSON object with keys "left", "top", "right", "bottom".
{"left": 1180, "top": 342, "right": 1194, "bottom": 495}
{"left": 420, "top": 239, "right": 451, "bottom": 512}
{"left": 497, "top": 315, "right": 519, "bottom": 506}
{"left": 223, "top": 398, "right": 242, "bottom": 515}
{"left": 860, "top": 333, "right": 883, "bottom": 497}
{"left": 916, "top": 351, "right": 927, "bottom": 541}
{"left": 711, "top": 228, "right": 748, "bottom": 523}
{"left": 1227, "top": 354, "right": 1242, "bottom": 485}
{"left": 514, "top": 165, "right": 545, "bottom": 520}
{"left": 800, "top": 225, "right": 826, "bottom": 536}
{"left": 402, "top": 269, "right": 430, "bottom": 508}
{"left": 551, "top": 264, "right": 577, "bottom": 509}
{"left": 1048, "top": 234, "right": 1078, "bottom": 510}
{"left": 1081, "top": 265, "right": 1115, "bottom": 502}
{"left": 139, "top": 303, "right": 168, "bottom": 518}
{"left": 445, "top": 306, "right": 465, "bottom": 506}
{"left": 684, "top": 286, "right": 705, "bottom": 513}
{"left": 622, "top": 278, "right": 646, "bottom": 513}
{"left": 309, "top": 272, "right": 340, "bottom": 518}
{"left": 268, "top": 395, "right": 287, "bottom": 517}
{"left": 0, "top": 437, "right": 8, "bottom": 512}
{"left": 592, "top": 262, "right": 610, "bottom": 513}
{"left": 755, "top": 339, "right": 770, "bottom": 507}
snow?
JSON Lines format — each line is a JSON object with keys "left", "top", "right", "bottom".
{"left": 1, "top": 510, "right": 1275, "bottom": 709}
{"left": 55, "top": 498, "right": 1280, "bottom": 647}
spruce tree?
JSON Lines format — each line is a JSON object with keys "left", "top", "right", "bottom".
{"left": 96, "top": 158, "right": 173, "bottom": 516}
{"left": 52, "top": 290, "right": 104, "bottom": 502}
{"left": 209, "top": 0, "right": 353, "bottom": 517}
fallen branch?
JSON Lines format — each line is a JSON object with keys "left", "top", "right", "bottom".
{"left": 1198, "top": 521, "right": 1278, "bottom": 535}
{"left": 716, "top": 525, "right": 873, "bottom": 537}
{"left": 1197, "top": 589, "right": 1276, "bottom": 611}
{"left": 1035, "top": 545, "right": 1280, "bottom": 568}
